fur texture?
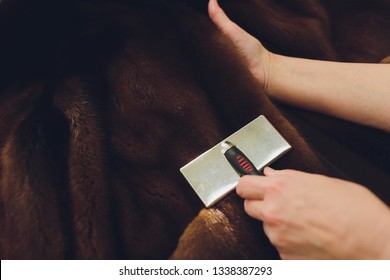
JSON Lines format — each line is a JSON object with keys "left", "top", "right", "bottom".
{"left": 0, "top": 0, "right": 389, "bottom": 259}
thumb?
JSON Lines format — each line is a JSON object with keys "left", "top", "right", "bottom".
{"left": 263, "top": 167, "right": 277, "bottom": 176}
{"left": 208, "top": 0, "right": 244, "bottom": 40}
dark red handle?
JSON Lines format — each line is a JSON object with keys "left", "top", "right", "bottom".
{"left": 223, "top": 145, "right": 263, "bottom": 176}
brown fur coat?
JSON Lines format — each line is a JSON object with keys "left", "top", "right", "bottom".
{"left": 1, "top": 0, "right": 390, "bottom": 259}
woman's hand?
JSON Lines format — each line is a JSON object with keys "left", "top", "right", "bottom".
{"left": 209, "top": 0, "right": 390, "bottom": 132}
{"left": 236, "top": 167, "right": 390, "bottom": 259}
{"left": 208, "top": 0, "right": 274, "bottom": 91}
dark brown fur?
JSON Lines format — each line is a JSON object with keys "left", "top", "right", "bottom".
{"left": 0, "top": 0, "right": 389, "bottom": 259}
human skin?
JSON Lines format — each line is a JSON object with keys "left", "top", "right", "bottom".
{"left": 208, "top": 0, "right": 390, "bottom": 133}
{"left": 208, "top": 0, "right": 390, "bottom": 259}
{"left": 236, "top": 168, "right": 390, "bottom": 259}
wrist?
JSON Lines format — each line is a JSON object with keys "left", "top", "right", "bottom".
{"left": 263, "top": 51, "right": 276, "bottom": 94}
{"left": 262, "top": 52, "right": 280, "bottom": 97}
{"left": 251, "top": 50, "right": 277, "bottom": 93}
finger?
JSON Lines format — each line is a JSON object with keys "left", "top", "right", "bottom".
{"left": 208, "top": 0, "right": 246, "bottom": 40}
{"left": 244, "top": 199, "right": 266, "bottom": 221}
{"left": 266, "top": 168, "right": 307, "bottom": 177}
{"left": 208, "top": 0, "right": 231, "bottom": 29}
{"left": 263, "top": 167, "right": 277, "bottom": 176}
{"left": 236, "top": 175, "right": 275, "bottom": 200}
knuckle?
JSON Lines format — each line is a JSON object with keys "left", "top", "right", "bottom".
{"left": 243, "top": 199, "right": 256, "bottom": 216}
{"left": 270, "top": 177, "right": 286, "bottom": 192}
{"left": 265, "top": 229, "right": 285, "bottom": 247}
{"left": 235, "top": 185, "right": 243, "bottom": 197}
{"left": 261, "top": 201, "right": 286, "bottom": 226}
{"left": 243, "top": 200, "right": 263, "bottom": 221}
{"left": 263, "top": 208, "right": 282, "bottom": 226}
{"left": 263, "top": 216, "right": 289, "bottom": 251}
{"left": 236, "top": 176, "right": 253, "bottom": 192}
{"left": 243, "top": 199, "right": 250, "bottom": 213}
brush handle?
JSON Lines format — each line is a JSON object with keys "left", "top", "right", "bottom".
{"left": 223, "top": 146, "right": 263, "bottom": 176}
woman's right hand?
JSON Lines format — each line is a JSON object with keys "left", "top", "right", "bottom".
{"left": 236, "top": 168, "right": 390, "bottom": 259}
{"left": 208, "top": 0, "right": 274, "bottom": 91}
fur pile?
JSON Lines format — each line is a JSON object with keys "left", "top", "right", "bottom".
{"left": 0, "top": 0, "right": 389, "bottom": 259}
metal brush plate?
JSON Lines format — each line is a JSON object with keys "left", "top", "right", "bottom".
{"left": 180, "top": 115, "right": 292, "bottom": 207}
